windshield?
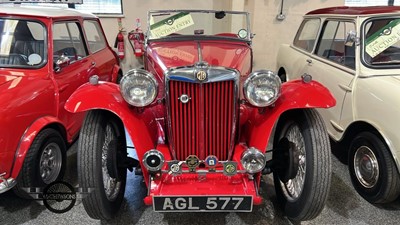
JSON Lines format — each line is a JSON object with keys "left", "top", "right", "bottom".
{"left": 147, "top": 10, "right": 250, "bottom": 41}
{"left": 364, "top": 17, "right": 400, "bottom": 67}
{"left": 0, "top": 18, "right": 46, "bottom": 68}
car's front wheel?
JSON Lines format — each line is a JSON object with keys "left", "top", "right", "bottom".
{"left": 14, "top": 128, "right": 66, "bottom": 198}
{"left": 273, "top": 109, "right": 331, "bottom": 221}
{"left": 348, "top": 131, "right": 400, "bottom": 204}
{"left": 78, "top": 110, "right": 127, "bottom": 220}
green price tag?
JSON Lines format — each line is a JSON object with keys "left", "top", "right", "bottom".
{"left": 366, "top": 19, "right": 400, "bottom": 58}
{"left": 150, "top": 12, "right": 194, "bottom": 38}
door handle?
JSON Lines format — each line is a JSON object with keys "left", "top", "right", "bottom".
{"left": 306, "top": 59, "right": 312, "bottom": 64}
{"left": 59, "top": 83, "right": 69, "bottom": 92}
{"left": 338, "top": 84, "right": 352, "bottom": 92}
{"left": 91, "top": 61, "right": 96, "bottom": 66}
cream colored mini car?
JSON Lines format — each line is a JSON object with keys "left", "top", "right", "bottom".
{"left": 277, "top": 6, "right": 400, "bottom": 204}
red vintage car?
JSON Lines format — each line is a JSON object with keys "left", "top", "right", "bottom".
{"left": 0, "top": 6, "right": 121, "bottom": 197}
{"left": 66, "top": 10, "right": 335, "bottom": 221}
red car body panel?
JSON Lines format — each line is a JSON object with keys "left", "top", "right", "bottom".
{"left": 64, "top": 10, "right": 336, "bottom": 215}
{"left": 0, "top": 7, "right": 120, "bottom": 188}
{"left": 65, "top": 78, "right": 335, "bottom": 201}
{"left": 146, "top": 40, "right": 252, "bottom": 76}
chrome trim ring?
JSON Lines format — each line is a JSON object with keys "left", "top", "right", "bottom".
{"left": 354, "top": 146, "right": 379, "bottom": 188}
{"left": 143, "top": 150, "right": 165, "bottom": 172}
{"left": 280, "top": 123, "right": 306, "bottom": 201}
{"left": 102, "top": 124, "right": 122, "bottom": 201}
{"left": 39, "top": 142, "right": 62, "bottom": 184}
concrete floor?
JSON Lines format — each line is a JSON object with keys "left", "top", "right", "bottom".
{"left": 1, "top": 141, "right": 400, "bottom": 225}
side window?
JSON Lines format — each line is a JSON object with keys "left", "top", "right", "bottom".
{"left": 53, "top": 22, "right": 88, "bottom": 63}
{"left": 83, "top": 20, "right": 107, "bottom": 53}
{"left": 316, "top": 20, "right": 356, "bottom": 69}
{"left": 293, "top": 19, "right": 321, "bottom": 52}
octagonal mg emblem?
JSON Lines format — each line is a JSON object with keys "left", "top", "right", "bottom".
{"left": 196, "top": 70, "right": 207, "bottom": 81}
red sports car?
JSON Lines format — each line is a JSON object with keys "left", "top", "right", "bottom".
{"left": 0, "top": 6, "right": 121, "bottom": 197}
{"left": 66, "top": 10, "right": 335, "bottom": 221}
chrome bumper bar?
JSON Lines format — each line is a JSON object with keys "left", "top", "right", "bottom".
{"left": 0, "top": 173, "right": 16, "bottom": 194}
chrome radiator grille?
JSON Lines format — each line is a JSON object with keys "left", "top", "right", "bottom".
{"left": 168, "top": 80, "right": 235, "bottom": 161}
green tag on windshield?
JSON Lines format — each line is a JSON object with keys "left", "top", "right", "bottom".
{"left": 150, "top": 12, "right": 194, "bottom": 38}
{"left": 366, "top": 19, "right": 400, "bottom": 58}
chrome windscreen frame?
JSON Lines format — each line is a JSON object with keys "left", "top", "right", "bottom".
{"left": 164, "top": 62, "right": 240, "bottom": 160}
{"left": 146, "top": 9, "right": 251, "bottom": 43}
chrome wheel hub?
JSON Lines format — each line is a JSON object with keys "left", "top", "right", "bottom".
{"left": 280, "top": 124, "right": 306, "bottom": 201}
{"left": 354, "top": 146, "right": 379, "bottom": 188}
{"left": 40, "top": 143, "right": 62, "bottom": 184}
{"left": 102, "top": 124, "right": 121, "bottom": 201}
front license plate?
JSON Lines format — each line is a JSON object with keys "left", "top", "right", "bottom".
{"left": 153, "top": 196, "right": 253, "bottom": 212}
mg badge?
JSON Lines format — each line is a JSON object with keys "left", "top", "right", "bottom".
{"left": 185, "top": 155, "right": 200, "bottom": 172}
{"left": 196, "top": 70, "right": 207, "bottom": 81}
{"left": 223, "top": 161, "right": 237, "bottom": 176}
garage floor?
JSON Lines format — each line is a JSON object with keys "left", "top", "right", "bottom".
{"left": 1, "top": 140, "right": 399, "bottom": 225}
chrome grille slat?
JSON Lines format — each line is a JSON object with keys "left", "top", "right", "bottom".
{"left": 168, "top": 80, "right": 235, "bottom": 161}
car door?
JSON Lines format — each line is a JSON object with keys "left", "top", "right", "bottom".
{"left": 83, "top": 19, "right": 115, "bottom": 81}
{"left": 286, "top": 18, "right": 322, "bottom": 81}
{"left": 52, "top": 20, "right": 92, "bottom": 137}
{"left": 304, "top": 19, "right": 356, "bottom": 139}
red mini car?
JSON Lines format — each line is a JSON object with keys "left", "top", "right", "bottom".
{"left": 0, "top": 6, "right": 121, "bottom": 196}
{"left": 66, "top": 10, "right": 335, "bottom": 221}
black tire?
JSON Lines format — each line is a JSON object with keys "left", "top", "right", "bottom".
{"left": 79, "top": 110, "right": 127, "bottom": 220}
{"left": 14, "top": 128, "right": 66, "bottom": 198}
{"left": 273, "top": 109, "right": 331, "bottom": 221}
{"left": 348, "top": 131, "right": 400, "bottom": 204}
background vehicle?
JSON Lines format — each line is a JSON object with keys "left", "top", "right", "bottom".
{"left": 277, "top": 6, "right": 400, "bottom": 204}
{"left": 66, "top": 10, "right": 335, "bottom": 221}
{"left": 0, "top": 6, "right": 121, "bottom": 197}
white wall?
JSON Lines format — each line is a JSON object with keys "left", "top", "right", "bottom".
{"left": 99, "top": 0, "right": 344, "bottom": 73}
{"left": 247, "top": 0, "right": 344, "bottom": 70}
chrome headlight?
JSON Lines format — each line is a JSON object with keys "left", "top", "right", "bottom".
{"left": 120, "top": 69, "right": 158, "bottom": 107}
{"left": 241, "top": 147, "right": 266, "bottom": 174}
{"left": 243, "top": 70, "right": 281, "bottom": 107}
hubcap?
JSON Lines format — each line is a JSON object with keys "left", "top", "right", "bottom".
{"left": 280, "top": 123, "right": 306, "bottom": 201}
{"left": 102, "top": 123, "right": 121, "bottom": 201}
{"left": 40, "top": 143, "right": 62, "bottom": 184}
{"left": 354, "top": 146, "right": 379, "bottom": 188}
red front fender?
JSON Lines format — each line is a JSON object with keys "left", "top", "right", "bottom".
{"left": 65, "top": 82, "right": 158, "bottom": 154}
{"left": 11, "top": 116, "right": 66, "bottom": 178}
{"left": 246, "top": 80, "right": 336, "bottom": 151}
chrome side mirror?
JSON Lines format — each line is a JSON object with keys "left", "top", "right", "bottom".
{"left": 345, "top": 30, "right": 360, "bottom": 46}
{"left": 54, "top": 54, "right": 70, "bottom": 73}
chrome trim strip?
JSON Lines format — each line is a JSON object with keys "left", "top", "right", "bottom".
{"left": 197, "top": 42, "right": 203, "bottom": 62}
{"left": 165, "top": 64, "right": 240, "bottom": 160}
{"left": 161, "top": 169, "right": 248, "bottom": 174}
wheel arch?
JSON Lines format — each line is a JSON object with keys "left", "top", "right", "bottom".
{"left": 11, "top": 116, "right": 69, "bottom": 178}
{"left": 342, "top": 121, "right": 400, "bottom": 174}
{"left": 85, "top": 109, "right": 125, "bottom": 136}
